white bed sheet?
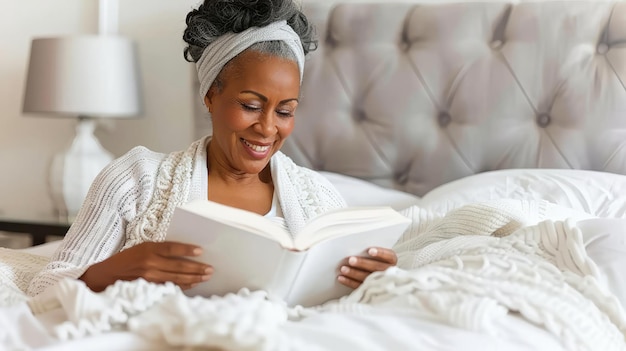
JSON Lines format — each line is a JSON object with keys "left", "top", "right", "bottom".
{"left": 7, "top": 304, "right": 566, "bottom": 351}
{"left": 9, "top": 169, "right": 626, "bottom": 351}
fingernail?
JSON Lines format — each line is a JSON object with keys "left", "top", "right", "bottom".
{"left": 368, "top": 248, "right": 378, "bottom": 256}
{"left": 337, "top": 276, "right": 346, "bottom": 283}
{"left": 193, "top": 247, "right": 202, "bottom": 255}
{"left": 348, "top": 256, "right": 357, "bottom": 265}
{"left": 204, "top": 267, "right": 213, "bottom": 274}
{"left": 340, "top": 266, "right": 350, "bottom": 274}
{"left": 202, "top": 275, "right": 211, "bottom": 281}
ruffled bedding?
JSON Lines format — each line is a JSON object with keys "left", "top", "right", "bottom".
{"left": 2, "top": 196, "right": 625, "bottom": 351}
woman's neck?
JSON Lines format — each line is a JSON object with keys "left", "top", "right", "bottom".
{"left": 206, "top": 141, "right": 272, "bottom": 185}
{"left": 206, "top": 142, "right": 274, "bottom": 214}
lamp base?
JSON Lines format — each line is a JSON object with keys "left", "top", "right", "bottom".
{"left": 49, "top": 118, "right": 113, "bottom": 221}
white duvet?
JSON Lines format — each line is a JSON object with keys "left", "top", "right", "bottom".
{"left": 2, "top": 200, "right": 626, "bottom": 351}
{"left": 2, "top": 169, "right": 626, "bottom": 351}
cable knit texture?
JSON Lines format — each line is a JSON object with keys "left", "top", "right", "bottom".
{"left": 0, "top": 136, "right": 345, "bottom": 300}
{"left": 380, "top": 200, "right": 625, "bottom": 351}
{"left": 120, "top": 139, "right": 197, "bottom": 251}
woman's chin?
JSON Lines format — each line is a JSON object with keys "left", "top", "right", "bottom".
{"left": 236, "top": 159, "right": 271, "bottom": 175}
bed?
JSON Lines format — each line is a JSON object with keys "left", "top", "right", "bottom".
{"left": 3, "top": 1, "right": 626, "bottom": 350}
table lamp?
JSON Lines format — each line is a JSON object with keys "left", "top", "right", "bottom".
{"left": 22, "top": 35, "right": 142, "bottom": 220}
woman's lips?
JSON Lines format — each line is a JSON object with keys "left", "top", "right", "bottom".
{"left": 241, "top": 138, "right": 272, "bottom": 159}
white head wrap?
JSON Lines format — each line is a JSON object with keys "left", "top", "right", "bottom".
{"left": 195, "top": 20, "right": 305, "bottom": 104}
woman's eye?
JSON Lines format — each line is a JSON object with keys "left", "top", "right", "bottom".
{"left": 242, "top": 104, "right": 260, "bottom": 111}
{"left": 277, "top": 110, "right": 294, "bottom": 117}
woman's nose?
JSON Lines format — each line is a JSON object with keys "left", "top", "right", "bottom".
{"left": 255, "top": 110, "right": 277, "bottom": 136}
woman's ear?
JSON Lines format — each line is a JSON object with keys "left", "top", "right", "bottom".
{"left": 204, "top": 94, "right": 213, "bottom": 114}
{"left": 204, "top": 85, "right": 217, "bottom": 113}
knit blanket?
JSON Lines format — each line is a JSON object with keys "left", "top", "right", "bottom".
{"left": 365, "top": 200, "right": 626, "bottom": 350}
{"left": 0, "top": 249, "right": 49, "bottom": 307}
{"left": 6, "top": 199, "right": 624, "bottom": 351}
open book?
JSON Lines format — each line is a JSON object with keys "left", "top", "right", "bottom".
{"left": 166, "top": 199, "right": 411, "bottom": 307}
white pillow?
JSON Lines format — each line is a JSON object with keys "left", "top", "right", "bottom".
{"left": 320, "top": 171, "right": 421, "bottom": 210}
{"left": 420, "top": 169, "right": 626, "bottom": 218}
{"left": 322, "top": 169, "right": 626, "bottom": 219}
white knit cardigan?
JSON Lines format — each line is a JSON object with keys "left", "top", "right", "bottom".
{"left": 24, "top": 136, "right": 346, "bottom": 297}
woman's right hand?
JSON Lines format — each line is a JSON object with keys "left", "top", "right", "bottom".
{"left": 79, "top": 241, "right": 213, "bottom": 292}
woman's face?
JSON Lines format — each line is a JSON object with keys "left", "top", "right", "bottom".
{"left": 205, "top": 50, "right": 300, "bottom": 176}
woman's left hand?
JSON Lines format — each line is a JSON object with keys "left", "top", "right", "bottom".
{"left": 337, "top": 247, "right": 397, "bottom": 289}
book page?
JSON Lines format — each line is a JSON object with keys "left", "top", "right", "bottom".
{"left": 294, "top": 206, "right": 410, "bottom": 250}
{"left": 168, "top": 207, "right": 292, "bottom": 298}
{"left": 177, "top": 199, "right": 293, "bottom": 248}
{"left": 286, "top": 219, "right": 410, "bottom": 307}
{"left": 265, "top": 249, "right": 307, "bottom": 299}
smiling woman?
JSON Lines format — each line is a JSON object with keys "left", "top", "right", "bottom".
{"left": 24, "top": 0, "right": 400, "bottom": 299}
{"left": 204, "top": 50, "right": 301, "bottom": 213}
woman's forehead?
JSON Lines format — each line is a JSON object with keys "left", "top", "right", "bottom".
{"left": 220, "top": 50, "right": 300, "bottom": 91}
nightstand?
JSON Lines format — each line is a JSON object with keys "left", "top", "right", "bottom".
{"left": 0, "top": 213, "right": 71, "bottom": 246}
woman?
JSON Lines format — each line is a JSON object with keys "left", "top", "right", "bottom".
{"left": 27, "top": 0, "right": 397, "bottom": 297}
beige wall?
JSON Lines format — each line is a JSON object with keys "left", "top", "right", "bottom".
{"left": 0, "top": 0, "right": 199, "bottom": 217}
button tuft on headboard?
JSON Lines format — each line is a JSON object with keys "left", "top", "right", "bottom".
{"left": 536, "top": 113, "right": 551, "bottom": 128}
{"left": 438, "top": 112, "right": 452, "bottom": 128}
{"left": 395, "top": 172, "right": 409, "bottom": 186}
{"left": 597, "top": 43, "right": 609, "bottom": 55}
{"left": 490, "top": 40, "right": 504, "bottom": 50}
{"left": 354, "top": 109, "right": 367, "bottom": 122}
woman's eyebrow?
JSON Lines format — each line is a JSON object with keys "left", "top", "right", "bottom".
{"left": 241, "top": 90, "right": 299, "bottom": 104}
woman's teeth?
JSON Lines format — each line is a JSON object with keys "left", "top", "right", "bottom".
{"left": 242, "top": 139, "right": 270, "bottom": 152}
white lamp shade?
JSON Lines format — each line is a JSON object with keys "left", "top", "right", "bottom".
{"left": 23, "top": 35, "right": 142, "bottom": 118}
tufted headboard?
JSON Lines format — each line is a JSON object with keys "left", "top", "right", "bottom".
{"left": 280, "top": 1, "right": 626, "bottom": 197}
{"left": 194, "top": 1, "right": 626, "bottom": 197}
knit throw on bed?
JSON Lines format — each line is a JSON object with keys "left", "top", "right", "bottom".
{"left": 356, "top": 201, "right": 626, "bottom": 350}
{"left": 14, "top": 199, "right": 626, "bottom": 351}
